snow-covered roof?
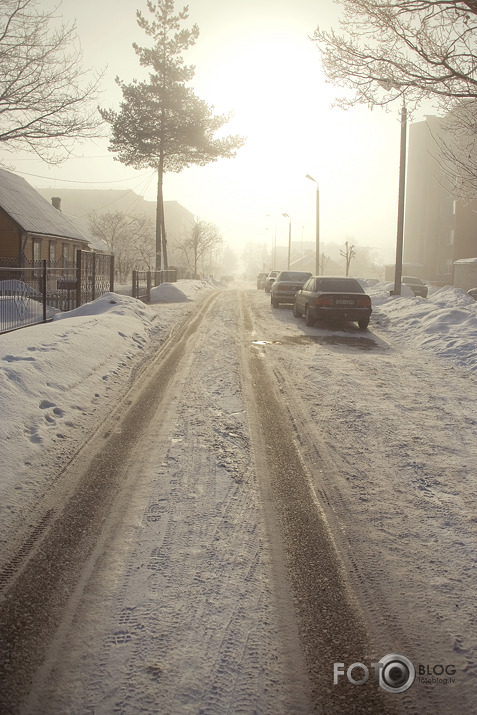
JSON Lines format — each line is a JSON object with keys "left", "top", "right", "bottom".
{"left": 0, "top": 168, "right": 89, "bottom": 243}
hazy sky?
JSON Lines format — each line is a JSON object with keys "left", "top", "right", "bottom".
{"left": 11, "top": 0, "right": 436, "bottom": 264}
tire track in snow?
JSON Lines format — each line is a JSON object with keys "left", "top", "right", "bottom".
{"left": 240, "top": 291, "right": 395, "bottom": 714}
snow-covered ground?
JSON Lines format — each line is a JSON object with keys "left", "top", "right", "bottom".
{"left": 370, "top": 281, "right": 477, "bottom": 372}
{"left": 0, "top": 279, "right": 217, "bottom": 549}
{"left": 251, "top": 282, "right": 477, "bottom": 709}
{"left": 1, "top": 278, "right": 476, "bottom": 712}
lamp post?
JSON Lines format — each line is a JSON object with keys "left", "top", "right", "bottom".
{"left": 306, "top": 174, "right": 320, "bottom": 275}
{"left": 282, "top": 213, "right": 291, "bottom": 269}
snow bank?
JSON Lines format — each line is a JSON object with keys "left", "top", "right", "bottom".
{"left": 150, "top": 278, "right": 216, "bottom": 303}
{"left": 54, "top": 292, "right": 155, "bottom": 320}
{"left": 369, "top": 283, "right": 477, "bottom": 371}
{"left": 0, "top": 281, "right": 215, "bottom": 544}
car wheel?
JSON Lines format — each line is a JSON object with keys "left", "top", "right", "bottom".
{"left": 293, "top": 301, "right": 302, "bottom": 318}
{"left": 305, "top": 305, "right": 314, "bottom": 326}
{"left": 358, "top": 318, "right": 369, "bottom": 330}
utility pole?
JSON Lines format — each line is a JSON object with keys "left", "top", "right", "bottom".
{"left": 394, "top": 102, "right": 407, "bottom": 295}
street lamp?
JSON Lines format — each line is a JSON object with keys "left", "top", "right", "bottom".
{"left": 306, "top": 174, "right": 320, "bottom": 275}
{"left": 282, "top": 213, "right": 291, "bottom": 269}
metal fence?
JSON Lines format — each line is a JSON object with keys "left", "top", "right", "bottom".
{"left": 77, "top": 250, "right": 115, "bottom": 306}
{"left": 0, "top": 251, "right": 114, "bottom": 334}
{"left": 132, "top": 269, "right": 177, "bottom": 303}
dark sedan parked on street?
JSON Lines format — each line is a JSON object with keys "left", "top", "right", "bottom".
{"left": 293, "top": 276, "right": 372, "bottom": 329}
{"left": 270, "top": 271, "right": 312, "bottom": 308}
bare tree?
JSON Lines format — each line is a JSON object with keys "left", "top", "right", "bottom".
{"left": 312, "top": 1, "right": 477, "bottom": 198}
{"left": 319, "top": 252, "right": 330, "bottom": 275}
{"left": 89, "top": 211, "right": 155, "bottom": 282}
{"left": 430, "top": 100, "right": 477, "bottom": 199}
{"left": 312, "top": 1, "right": 477, "bottom": 114}
{"left": 340, "top": 240, "right": 356, "bottom": 276}
{"left": 176, "top": 219, "right": 224, "bottom": 278}
{"left": 0, "top": 0, "right": 103, "bottom": 164}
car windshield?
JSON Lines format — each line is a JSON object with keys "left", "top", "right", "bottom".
{"left": 315, "top": 278, "right": 364, "bottom": 293}
{"left": 277, "top": 272, "right": 312, "bottom": 282}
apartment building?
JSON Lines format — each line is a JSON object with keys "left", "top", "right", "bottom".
{"left": 403, "top": 115, "right": 477, "bottom": 284}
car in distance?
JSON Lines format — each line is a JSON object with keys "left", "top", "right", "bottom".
{"left": 264, "top": 270, "right": 280, "bottom": 293}
{"left": 293, "top": 276, "right": 372, "bottom": 329}
{"left": 271, "top": 271, "right": 312, "bottom": 308}
{"left": 402, "top": 276, "right": 428, "bottom": 298}
{"left": 256, "top": 272, "right": 268, "bottom": 289}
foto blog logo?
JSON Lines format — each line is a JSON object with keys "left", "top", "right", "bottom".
{"left": 334, "top": 654, "right": 416, "bottom": 694}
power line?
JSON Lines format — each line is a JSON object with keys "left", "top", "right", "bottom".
{"left": 78, "top": 172, "right": 158, "bottom": 218}
{"left": 15, "top": 169, "right": 154, "bottom": 184}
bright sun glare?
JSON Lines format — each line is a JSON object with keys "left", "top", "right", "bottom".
{"left": 188, "top": 28, "right": 368, "bottom": 228}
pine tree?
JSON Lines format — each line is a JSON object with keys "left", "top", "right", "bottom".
{"left": 100, "top": 1, "right": 244, "bottom": 270}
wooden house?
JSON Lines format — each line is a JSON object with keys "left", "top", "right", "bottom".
{"left": 0, "top": 168, "right": 90, "bottom": 267}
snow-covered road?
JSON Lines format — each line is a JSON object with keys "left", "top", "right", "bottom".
{"left": 245, "top": 287, "right": 477, "bottom": 714}
{"left": 0, "top": 280, "right": 476, "bottom": 714}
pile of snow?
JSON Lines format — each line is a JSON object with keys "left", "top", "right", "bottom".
{"left": 369, "top": 283, "right": 477, "bottom": 372}
{"left": 54, "top": 291, "right": 154, "bottom": 320}
{"left": 150, "top": 278, "right": 217, "bottom": 303}
{"left": 0, "top": 280, "right": 214, "bottom": 545}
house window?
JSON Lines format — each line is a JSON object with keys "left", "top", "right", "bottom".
{"left": 49, "top": 241, "right": 56, "bottom": 264}
{"left": 62, "top": 243, "right": 69, "bottom": 266}
{"left": 33, "top": 239, "right": 41, "bottom": 264}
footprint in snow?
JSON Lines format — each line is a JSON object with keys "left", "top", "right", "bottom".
{"left": 39, "top": 400, "right": 56, "bottom": 409}
{"left": 3, "top": 354, "right": 36, "bottom": 362}
{"left": 26, "top": 425, "right": 42, "bottom": 444}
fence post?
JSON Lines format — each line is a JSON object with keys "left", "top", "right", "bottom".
{"left": 146, "top": 271, "right": 152, "bottom": 302}
{"left": 132, "top": 270, "right": 137, "bottom": 298}
{"left": 110, "top": 254, "right": 115, "bottom": 293}
{"left": 76, "top": 250, "right": 82, "bottom": 307}
{"left": 92, "top": 253, "right": 97, "bottom": 301}
{"left": 42, "top": 260, "right": 47, "bottom": 323}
